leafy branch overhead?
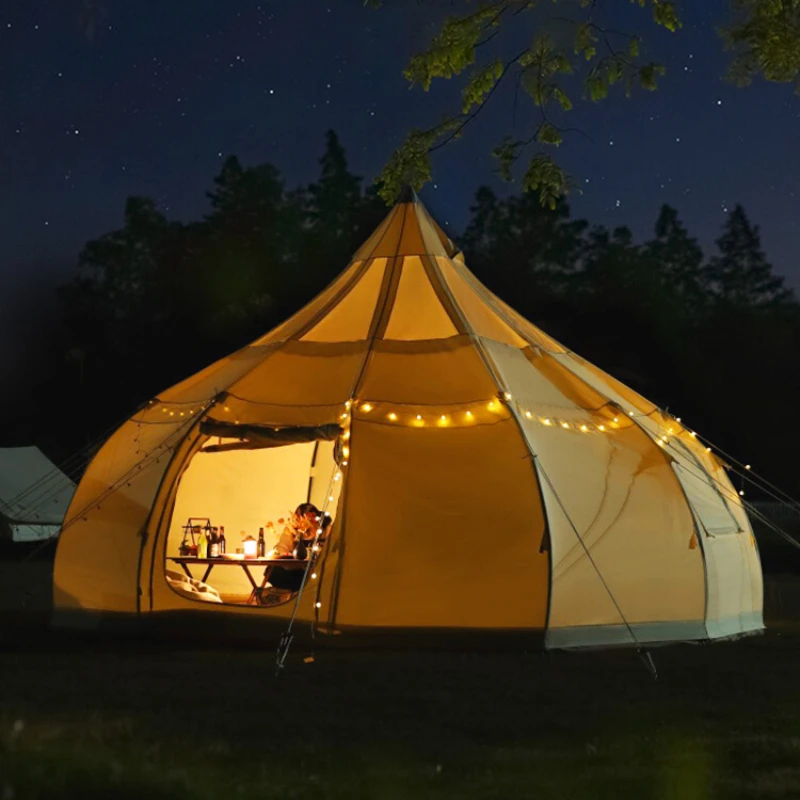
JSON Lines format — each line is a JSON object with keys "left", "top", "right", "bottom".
{"left": 374, "top": 0, "right": 800, "bottom": 207}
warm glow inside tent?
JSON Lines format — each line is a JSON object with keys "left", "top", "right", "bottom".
{"left": 53, "top": 189, "right": 763, "bottom": 648}
{"left": 0, "top": 446, "right": 75, "bottom": 542}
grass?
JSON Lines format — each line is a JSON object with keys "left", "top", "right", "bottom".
{"left": 3, "top": 558, "right": 800, "bottom": 798}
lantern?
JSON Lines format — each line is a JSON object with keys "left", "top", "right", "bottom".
{"left": 242, "top": 535, "right": 257, "bottom": 558}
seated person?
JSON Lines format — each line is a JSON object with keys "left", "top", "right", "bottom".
{"left": 266, "top": 504, "right": 331, "bottom": 592}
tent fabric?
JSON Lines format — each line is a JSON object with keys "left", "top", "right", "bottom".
{"left": 53, "top": 190, "right": 763, "bottom": 649}
{"left": 0, "top": 446, "right": 76, "bottom": 541}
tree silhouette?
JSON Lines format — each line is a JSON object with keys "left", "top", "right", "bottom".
{"left": 706, "top": 204, "right": 792, "bottom": 307}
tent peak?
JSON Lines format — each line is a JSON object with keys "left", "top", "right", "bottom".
{"left": 395, "top": 185, "right": 417, "bottom": 204}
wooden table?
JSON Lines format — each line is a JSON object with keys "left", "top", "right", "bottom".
{"left": 169, "top": 556, "right": 308, "bottom": 604}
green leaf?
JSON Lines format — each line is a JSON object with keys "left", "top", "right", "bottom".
{"left": 522, "top": 153, "right": 571, "bottom": 208}
{"left": 575, "top": 22, "right": 598, "bottom": 61}
{"left": 536, "top": 122, "right": 563, "bottom": 147}
{"left": 553, "top": 86, "right": 573, "bottom": 111}
{"left": 628, "top": 36, "right": 640, "bottom": 59}
{"left": 461, "top": 59, "right": 504, "bottom": 113}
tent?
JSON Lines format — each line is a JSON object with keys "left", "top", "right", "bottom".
{"left": 0, "top": 447, "right": 75, "bottom": 542}
{"left": 53, "top": 189, "right": 763, "bottom": 648}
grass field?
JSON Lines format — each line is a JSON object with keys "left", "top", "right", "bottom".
{"left": 3, "top": 559, "right": 800, "bottom": 799}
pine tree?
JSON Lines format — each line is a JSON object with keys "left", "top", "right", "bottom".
{"left": 307, "top": 130, "right": 362, "bottom": 248}
{"left": 706, "top": 205, "right": 792, "bottom": 307}
{"left": 644, "top": 204, "right": 709, "bottom": 315}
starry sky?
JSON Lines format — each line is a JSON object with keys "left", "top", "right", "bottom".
{"left": 2, "top": 1, "right": 799, "bottom": 373}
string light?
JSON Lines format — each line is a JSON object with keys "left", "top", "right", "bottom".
{"left": 345, "top": 400, "right": 352, "bottom": 409}
{"left": 503, "top": 392, "right": 512, "bottom": 401}
{"left": 739, "top": 490, "right": 745, "bottom": 496}
{"left": 223, "top": 406, "right": 230, "bottom": 412}
{"left": 525, "top": 411, "right": 533, "bottom": 419}
{"left": 689, "top": 431, "right": 697, "bottom": 438}
{"left": 676, "top": 417, "right": 682, "bottom": 422}
{"left": 387, "top": 412, "right": 398, "bottom": 421}
{"left": 464, "top": 411, "right": 474, "bottom": 422}
{"left": 745, "top": 464, "right": 751, "bottom": 470}
{"left": 628, "top": 411, "right": 635, "bottom": 417}
{"left": 613, "top": 417, "right": 619, "bottom": 423}
{"left": 361, "top": 403, "right": 373, "bottom": 412}
{"left": 706, "top": 447, "right": 712, "bottom": 453}
{"left": 311, "top": 573, "right": 317, "bottom": 580}
{"left": 543, "top": 418, "right": 552, "bottom": 426}
{"left": 560, "top": 422, "right": 570, "bottom": 429}
{"left": 580, "top": 424, "right": 589, "bottom": 432}
{"left": 342, "top": 446, "right": 350, "bottom": 458}
{"left": 315, "top": 602, "right": 322, "bottom": 608}
{"left": 597, "top": 424, "right": 606, "bottom": 432}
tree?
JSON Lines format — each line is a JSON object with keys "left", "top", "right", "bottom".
{"left": 373, "top": 0, "right": 800, "bottom": 205}
{"left": 706, "top": 205, "right": 792, "bottom": 307}
{"left": 643, "top": 204, "right": 709, "bottom": 316}
{"left": 460, "top": 186, "right": 586, "bottom": 324}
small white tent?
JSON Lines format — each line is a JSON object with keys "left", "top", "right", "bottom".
{"left": 0, "top": 447, "right": 75, "bottom": 542}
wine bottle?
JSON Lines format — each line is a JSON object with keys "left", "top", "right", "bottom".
{"left": 257, "top": 527, "right": 266, "bottom": 558}
{"left": 209, "top": 527, "right": 220, "bottom": 558}
{"left": 219, "top": 526, "right": 226, "bottom": 555}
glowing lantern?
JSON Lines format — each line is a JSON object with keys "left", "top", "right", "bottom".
{"left": 242, "top": 536, "right": 258, "bottom": 558}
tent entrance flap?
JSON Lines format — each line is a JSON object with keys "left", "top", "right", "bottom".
{"left": 164, "top": 436, "right": 343, "bottom": 607}
{"left": 200, "top": 420, "right": 342, "bottom": 452}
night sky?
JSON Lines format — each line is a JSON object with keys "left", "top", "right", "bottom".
{"left": 3, "top": 1, "right": 799, "bottom": 372}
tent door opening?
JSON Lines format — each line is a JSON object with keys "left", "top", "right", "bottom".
{"left": 163, "top": 434, "right": 343, "bottom": 608}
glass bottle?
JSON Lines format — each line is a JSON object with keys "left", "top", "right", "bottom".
{"left": 257, "top": 528, "right": 266, "bottom": 558}
{"left": 209, "top": 527, "right": 220, "bottom": 558}
{"left": 197, "top": 528, "right": 208, "bottom": 559}
{"left": 218, "top": 526, "right": 226, "bottom": 555}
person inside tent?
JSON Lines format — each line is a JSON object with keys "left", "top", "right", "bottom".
{"left": 264, "top": 504, "right": 332, "bottom": 593}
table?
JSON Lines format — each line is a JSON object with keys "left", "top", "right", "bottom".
{"left": 169, "top": 556, "right": 308, "bottom": 604}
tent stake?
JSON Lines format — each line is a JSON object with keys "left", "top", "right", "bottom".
{"left": 638, "top": 648, "right": 658, "bottom": 681}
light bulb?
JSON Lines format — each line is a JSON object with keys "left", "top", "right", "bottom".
{"left": 342, "top": 446, "right": 350, "bottom": 458}
{"left": 416, "top": 414, "right": 422, "bottom": 420}
{"left": 465, "top": 411, "right": 473, "bottom": 419}
{"left": 361, "top": 403, "right": 372, "bottom": 412}
{"left": 560, "top": 422, "right": 569, "bottom": 429}
{"left": 676, "top": 417, "right": 682, "bottom": 422}
{"left": 706, "top": 447, "right": 711, "bottom": 453}
{"left": 223, "top": 406, "right": 230, "bottom": 412}
{"left": 343, "top": 430, "right": 350, "bottom": 440}
{"left": 345, "top": 400, "right": 352, "bottom": 409}
{"left": 598, "top": 425, "right": 606, "bottom": 432}
{"left": 315, "top": 602, "right": 322, "bottom": 608}
{"left": 661, "top": 436, "right": 668, "bottom": 443}
{"left": 543, "top": 418, "right": 552, "bottom": 426}
{"left": 328, "top": 495, "right": 334, "bottom": 502}
{"left": 169, "top": 411, "right": 175, "bottom": 416}
{"left": 440, "top": 415, "right": 447, "bottom": 421}
{"left": 580, "top": 424, "right": 588, "bottom": 432}
{"left": 311, "top": 573, "right": 317, "bottom": 580}
{"left": 388, "top": 412, "right": 398, "bottom": 421}
{"left": 341, "top": 461, "right": 348, "bottom": 466}
{"left": 613, "top": 417, "right": 619, "bottom": 423}
{"left": 503, "top": 392, "right": 512, "bottom": 401}
{"left": 340, "top": 413, "right": 348, "bottom": 420}
{"left": 739, "top": 490, "right": 745, "bottom": 496}
{"left": 524, "top": 411, "right": 532, "bottom": 419}
{"left": 745, "top": 464, "right": 751, "bottom": 470}
{"left": 689, "top": 431, "right": 697, "bottom": 438}
{"left": 628, "top": 411, "right": 634, "bottom": 417}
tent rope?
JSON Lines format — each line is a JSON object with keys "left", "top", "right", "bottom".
{"left": 534, "top": 456, "right": 658, "bottom": 679}
{"left": 275, "top": 457, "right": 340, "bottom": 674}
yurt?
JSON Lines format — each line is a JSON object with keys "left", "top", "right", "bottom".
{"left": 53, "top": 189, "right": 763, "bottom": 649}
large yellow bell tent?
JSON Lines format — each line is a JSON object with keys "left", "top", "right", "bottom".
{"left": 53, "top": 189, "right": 763, "bottom": 649}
